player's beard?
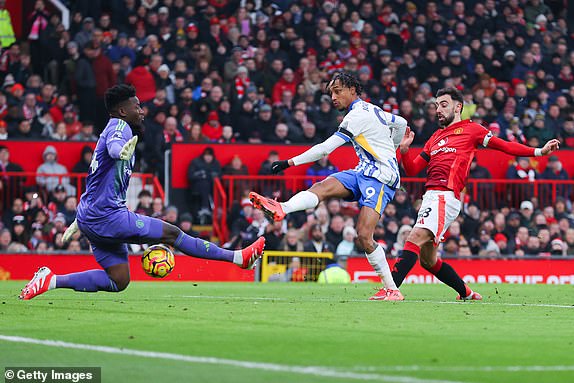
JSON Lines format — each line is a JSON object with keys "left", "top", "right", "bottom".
{"left": 438, "top": 111, "right": 455, "bottom": 127}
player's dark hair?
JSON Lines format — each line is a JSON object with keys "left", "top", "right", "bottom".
{"left": 436, "top": 87, "right": 464, "bottom": 113}
{"left": 327, "top": 71, "right": 363, "bottom": 96}
{"left": 104, "top": 84, "right": 136, "bottom": 113}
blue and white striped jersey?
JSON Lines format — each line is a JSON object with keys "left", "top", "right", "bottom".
{"left": 335, "top": 99, "right": 407, "bottom": 189}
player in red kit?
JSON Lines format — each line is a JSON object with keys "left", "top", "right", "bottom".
{"left": 393, "top": 87, "right": 560, "bottom": 300}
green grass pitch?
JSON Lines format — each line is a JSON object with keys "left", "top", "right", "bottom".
{"left": 1, "top": 281, "right": 573, "bottom": 383}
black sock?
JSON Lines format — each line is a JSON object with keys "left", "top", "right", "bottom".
{"left": 392, "top": 250, "right": 418, "bottom": 287}
{"left": 428, "top": 259, "right": 468, "bottom": 297}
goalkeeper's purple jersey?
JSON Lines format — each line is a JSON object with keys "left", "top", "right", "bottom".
{"left": 77, "top": 118, "right": 135, "bottom": 222}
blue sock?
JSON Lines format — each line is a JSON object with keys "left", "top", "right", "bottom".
{"left": 174, "top": 232, "right": 234, "bottom": 262}
{"left": 56, "top": 270, "right": 119, "bottom": 292}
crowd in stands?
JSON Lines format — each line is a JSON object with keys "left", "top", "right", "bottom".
{"left": 0, "top": 0, "right": 573, "bottom": 257}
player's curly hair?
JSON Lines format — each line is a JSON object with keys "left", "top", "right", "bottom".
{"left": 327, "top": 71, "right": 363, "bottom": 96}
{"left": 104, "top": 84, "right": 136, "bottom": 113}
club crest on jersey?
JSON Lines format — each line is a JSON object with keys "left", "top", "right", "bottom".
{"left": 438, "top": 138, "right": 448, "bottom": 147}
{"left": 454, "top": 128, "right": 463, "bottom": 134}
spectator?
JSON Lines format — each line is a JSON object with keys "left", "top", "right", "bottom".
{"left": 267, "top": 122, "right": 291, "bottom": 144}
{"left": 540, "top": 155, "right": 570, "bottom": 201}
{"left": 442, "top": 237, "right": 460, "bottom": 258}
{"left": 46, "top": 184, "right": 67, "bottom": 215}
{"left": 525, "top": 114, "right": 555, "bottom": 144}
{"left": 310, "top": 95, "right": 339, "bottom": 139}
{"left": 35, "top": 145, "right": 75, "bottom": 195}
{"left": 74, "top": 44, "right": 97, "bottom": 122}
{"left": 201, "top": 110, "right": 223, "bottom": 141}
{"left": 2, "top": 197, "right": 24, "bottom": 230}
{"left": 303, "top": 223, "right": 334, "bottom": 253}
{"left": 10, "top": 214, "right": 29, "bottom": 247}
{"left": 565, "top": 228, "right": 574, "bottom": 255}
{"left": 279, "top": 229, "right": 305, "bottom": 252}
{"left": 305, "top": 155, "right": 338, "bottom": 188}
{"left": 560, "top": 117, "right": 574, "bottom": 148}
{"left": 506, "top": 156, "right": 538, "bottom": 202}
{"left": 62, "top": 196, "right": 77, "bottom": 225}
{"left": 0, "top": 145, "right": 24, "bottom": 209}
{"left": 72, "top": 145, "right": 93, "bottom": 175}
{"left": 468, "top": 157, "right": 494, "bottom": 208}
{"left": 12, "top": 119, "right": 40, "bottom": 140}
{"left": 391, "top": 224, "right": 412, "bottom": 257}
{"left": 476, "top": 229, "right": 500, "bottom": 257}
{"left": 187, "top": 147, "right": 221, "bottom": 224}
{"left": 179, "top": 212, "right": 199, "bottom": 238}
{"left": 71, "top": 121, "right": 98, "bottom": 141}
{"left": 272, "top": 68, "right": 297, "bottom": 105}
{"left": 51, "top": 121, "right": 68, "bottom": 140}
{"left": 134, "top": 189, "right": 153, "bottom": 216}
{"left": 325, "top": 214, "right": 345, "bottom": 248}
{"left": 251, "top": 104, "right": 274, "bottom": 143}
{"left": 519, "top": 201, "right": 535, "bottom": 227}
{"left": 0, "top": 227, "right": 12, "bottom": 250}
{"left": 222, "top": 154, "right": 248, "bottom": 176}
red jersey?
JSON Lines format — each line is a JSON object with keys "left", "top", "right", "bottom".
{"left": 420, "top": 120, "right": 491, "bottom": 198}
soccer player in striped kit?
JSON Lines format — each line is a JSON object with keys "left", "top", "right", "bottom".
{"left": 249, "top": 72, "right": 408, "bottom": 301}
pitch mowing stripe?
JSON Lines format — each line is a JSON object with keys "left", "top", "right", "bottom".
{"left": 0, "top": 335, "right": 464, "bottom": 383}
{"left": 179, "top": 295, "right": 574, "bottom": 309}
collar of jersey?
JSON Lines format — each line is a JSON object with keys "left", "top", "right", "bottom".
{"left": 442, "top": 119, "right": 470, "bottom": 130}
{"left": 348, "top": 98, "right": 361, "bottom": 112}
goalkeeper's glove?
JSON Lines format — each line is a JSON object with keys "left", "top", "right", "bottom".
{"left": 62, "top": 219, "right": 79, "bottom": 243}
{"left": 120, "top": 136, "right": 138, "bottom": 160}
{"left": 271, "top": 160, "right": 290, "bottom": 174}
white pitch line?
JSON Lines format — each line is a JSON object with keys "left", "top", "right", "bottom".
{"left": 179, "top": 295, "right": 574, "bottom": 309}
{"left": 351, "top": 366, "right": 574, "bottom": 372}
{"left": 0, "top": 335, "right": 466, "bottom": 383}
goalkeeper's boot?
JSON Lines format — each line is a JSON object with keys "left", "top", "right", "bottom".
{"left": 249, "top": 192, "right": 286, "bottom": 222}
{"left": 19, "top": 267, "right": 55, "bottom": 300}
{"left": 456, "top": 290, "right": 483, "bottom": 301}
{"left": 240, "top": 237, "right": 265, "bottom": 269}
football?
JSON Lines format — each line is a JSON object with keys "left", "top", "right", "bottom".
{"left": 141, "top": 244, "right": 175, "bottom": 278}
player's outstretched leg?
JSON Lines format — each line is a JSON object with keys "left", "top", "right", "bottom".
{"left": 250, "top": 190, "right": 320, "bottom": 222}
{"left": 19, "top": 266, "right": 124, "bottom": 300}
{"left": 160, "top": 223, "right": 265, "bottom": 269}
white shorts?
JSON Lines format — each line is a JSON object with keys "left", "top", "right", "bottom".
{"left": 414, "top": 190, "right": 461, "bottom": 244}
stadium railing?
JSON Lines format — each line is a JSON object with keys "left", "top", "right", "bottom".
{"left": 0, "top": 172, "right": 165, "bottom": 214}
{"left": 213, "top": 175, "right": 574, "bottom": 242}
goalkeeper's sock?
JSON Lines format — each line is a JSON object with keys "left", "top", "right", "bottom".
{"left": 174, "top": 232, "right": 235, "bottom": 263}
{"left": 55, "top": 270, "right": 119, "bottom": 292}
{"left": 281, "top": 190, "right": 319, "bottom": 215}
{"left": 392, "top": 242, "right": 419, "bottom": 287}
{"left": 366, "top": 245, "right": 398, "bottom": 290}
{"left": 425, "top": 258, "right": 469, "bottom": 297}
